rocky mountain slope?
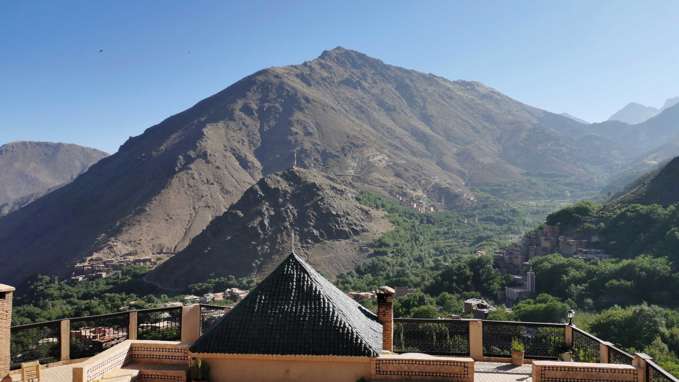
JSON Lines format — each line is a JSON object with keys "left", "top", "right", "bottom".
{"left": 147, "top": 168, "right": 389, "bottom": 289}
{"left": 0, "top": 142, "right": 107, "bottom": 216}
{"left": 0, "top": 47, "right": 631, "bottom": 285}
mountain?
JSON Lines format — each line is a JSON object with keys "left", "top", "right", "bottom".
{"left": 560, "top": 113, "right": 589, "bottom": 124}
{"left": 608, "top": 102, "right": 659, "bottom": 124}
{"left": 147, "top": 168, "right": 390, "bottom": 290}
{"left": 0, "top": 47, "right": 627, "bottom": 285}
{"left": 592, "top": 103, "right": 679, "bottom": 162}
{"left": 0, "top": 142, "right": 107, "bottom": 216}
{"left": 609, "top": 156, "right": 679, "bottom": 207}
{"left": 661, "top": 97, "right": 679, "bottom": 112}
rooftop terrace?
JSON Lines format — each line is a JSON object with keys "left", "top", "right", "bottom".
{"left": 1, "top": 256, "right": 677, "bottom": 382}
{"left": 3, "top": 306, "right": 677, "bottom": 382}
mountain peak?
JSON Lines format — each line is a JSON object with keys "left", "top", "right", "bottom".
{"left": 315, "top": 47, "right": 384, "bottom": 69}
{"left": 608, "top": 102, "right": 659, "bottom": 124}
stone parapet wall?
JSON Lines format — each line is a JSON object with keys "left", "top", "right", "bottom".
{"left": 532, "top": 360, "right": 637, "bottom": 382}
{"left": 0, "top": 284, "right": 15, "bottom": 377}
{"left": 372, "top": 354, "right": 474, "bottom": 382}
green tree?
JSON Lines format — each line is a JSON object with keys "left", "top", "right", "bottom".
{"left": 512, "top": 294, "right": 569, "bottom": 323}
{"left": 589, "top": 305, "right": 666, "bottom": 350}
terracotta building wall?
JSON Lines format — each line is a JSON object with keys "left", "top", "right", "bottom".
{"left": 202, "top": 355, "right": 372, "bottom": 382}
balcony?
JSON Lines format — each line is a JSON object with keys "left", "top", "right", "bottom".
{"left": 5, "top": 307, "right": 678, "bottom": 382}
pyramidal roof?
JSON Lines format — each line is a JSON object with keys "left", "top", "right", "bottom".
{"left": 190, "top": 252, "right": 383, "bottom": 356}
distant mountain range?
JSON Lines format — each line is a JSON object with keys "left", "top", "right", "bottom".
{"left": 0, "top": 142, "right": 107, "bottom": 216}
{"left": 0, "top": 47, "right": 678, "bottom": 287}
{"left": 607, "top": 97, "right": 679, "bottom": 125}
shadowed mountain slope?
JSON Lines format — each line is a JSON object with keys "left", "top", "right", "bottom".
{"left": 610, "top": 156, "right": 679, "bottom": 207}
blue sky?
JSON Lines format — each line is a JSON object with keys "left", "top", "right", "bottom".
{"left": 1, "top": 1, "right": 678, "bottom": 153}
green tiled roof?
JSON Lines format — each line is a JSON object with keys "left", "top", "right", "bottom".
{"left": 190, "top": 252, "right": 383, "bottom": 356}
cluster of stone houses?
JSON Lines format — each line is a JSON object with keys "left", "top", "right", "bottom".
{"left": 180, "top": 287, "right": 250, "bottom": 307}
{"left": 494, "top": 223, "right": 612, "bottom": 304}
{"left": 71, "top": 256, "right": 161, "bottom": 280}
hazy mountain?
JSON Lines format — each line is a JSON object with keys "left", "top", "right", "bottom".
{"left": 608, "top": 102, "right": 659, "bottom": 124}
{"left": 661, "top": 97, "right": 679, "bottom": 112}
{"left": 609, "top": 156, "right": 679, "bottom": 207}
{"left": 593, "top": 103, "right": 679, "bottom": 160}
{"left": 595, "top": 104, "right": 679, "bottom": 197}
{"left": 0, "top": 47, "right": 627, "bottom": 285}
{"left": 560, "top": 113, "right": 589, "bottom": 124}
{"left": 147, "top": 168, "right": 390, "bottom": 289}
{"left": 0, "top": 142, "right": 107, "bottom": 216}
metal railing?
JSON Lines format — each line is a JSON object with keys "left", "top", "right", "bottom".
{"left": 482, "top": 320, "right": 565, "bottom": 359}
{"left": 137, "top": 307, "right": 182, "bottom": 341}
{"left": 648, "top": 359, "right": 679, "bottom": 382}
{"left": 572, "top": 327, "right": 601, "bottom": 363}
{"left": 10, "top": 320, "right": 61, "bottom": 370}
{"left": 199, "top": 304, "right": 226, "bottom": 335}
{"left": 70, "top": 312, "right": 129, "bottom": 359}
{"left": 393, "top": 318, "right": 469, "bottom": 356}
{"left": 609, "top": 344, "right": 634, "bottom": 365}
{"left": 7, "top": 312, "right": 679, "bottom": 380}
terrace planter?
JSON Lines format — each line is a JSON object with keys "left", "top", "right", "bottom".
{"left": 511, "top": 350, "right": 525, "bottom": 366}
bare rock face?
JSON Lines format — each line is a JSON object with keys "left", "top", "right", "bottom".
{"left": 147, "top": 168, "right": 390, "bottom": 289}
{"left": 0, "top": 48, "right": 623, "bottom": 285}
{"left": 0, "top": 142, "right": 107, "bottom": 216}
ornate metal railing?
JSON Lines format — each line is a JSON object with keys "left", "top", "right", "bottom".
{"left": 482, "top": 320, "right": 565, "bottom": 359}
{"left": 572, "top": 327, "right": 601, "bottom": 363}
{"left": 393, "top": 318, "right": 469, "bottom": 356}
{"left": 609, "top": 344, "right": 634, "bottom": 365}
{"left": 70, "top": 312, "right": 129, "bottom": 359}
{"left": 137, "top": 307, "right": 182, "bottom": 341}
{"left": 648, "top": 359, "right": 679, "bottom": 382}
{"left": 10, "top": 320, "right": 61, "bottom": 370}
{"left": 199, "top": 304, "right": 226, "bottom": 335}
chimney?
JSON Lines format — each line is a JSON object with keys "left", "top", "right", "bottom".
{"left": 376, "top": 286, "right": 395, "bottom": 352}
{"left": 0, "top": 284, "right": 15, "bottom": 377}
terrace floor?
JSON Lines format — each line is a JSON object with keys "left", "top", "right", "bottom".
{"left": 475, "top": 362, "right": 533, "bottom": 382}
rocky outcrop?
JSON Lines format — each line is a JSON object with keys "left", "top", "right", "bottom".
{"left": 147, "top": 168, "right": 390, "bottom": 289}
